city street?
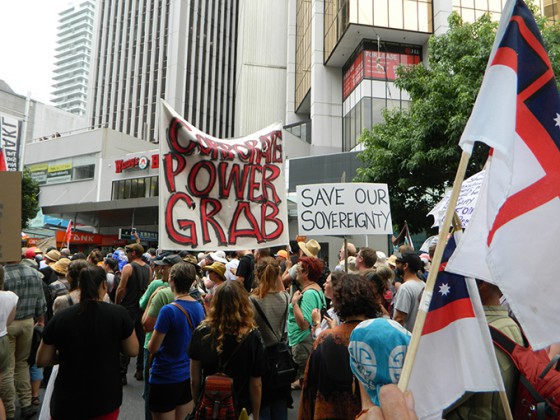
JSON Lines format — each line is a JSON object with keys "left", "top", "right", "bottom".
{"left": 31, "top": 357, "right": 301, "bottom": 420}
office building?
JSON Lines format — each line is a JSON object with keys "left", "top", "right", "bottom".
{"left": 87, "top": 0, "right": 239, "bottom": 142}
{"left": 51, "top": 0, "right": 96, "bottom": 116}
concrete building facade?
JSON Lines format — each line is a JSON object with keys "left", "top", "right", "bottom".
{"left": 87, "top": 0, "right": 239, "bottom": 142}
{"left": 51, "top": 0, "right": 96, "bottom": 116}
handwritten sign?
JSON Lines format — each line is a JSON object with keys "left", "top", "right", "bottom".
{"left": 296, "top": 183, "right": 392, "bottom": 236}
{"left": 158, "top": 100, "right": 289, "bottom": 250}
{"left": 0, "top": 172, "right": 22, "bottom": 262}
{"left": 428, "top": 170, "right": 485, "bottom": 229}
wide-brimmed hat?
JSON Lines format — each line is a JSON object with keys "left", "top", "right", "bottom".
{"left": 209, "top": 251, "right": 227, "bottom": 264}
{"left": 205, "top": 262, "right": 226, "bottom": 281}
{"left": 386, "top": 255, "right": 397, "bottom": 268}
{"left": 52, "top": 258, "right": 71, "bottom": 276}
{"left": 298, "top": 239, "right": 320, "bottom": 258}
{"left": 45, "top": 249, "right": 61, "bottom": 263}
{"left": 183, "top": 254, "right": 198, "bottom": 265}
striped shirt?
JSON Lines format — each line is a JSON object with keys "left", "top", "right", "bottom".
{"left": 3, "top": 263, "right": 46, "bottom": 320}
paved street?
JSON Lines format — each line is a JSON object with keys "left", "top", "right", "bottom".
{"left": 30, "top": 357, "right": 301, "bottom": 420}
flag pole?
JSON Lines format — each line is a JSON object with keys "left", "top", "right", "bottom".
{"left": 398, "top": 150, "right": 513, "bottom": 420}
{"left": 398, "top": 151, "right": 471, "bottom": 389}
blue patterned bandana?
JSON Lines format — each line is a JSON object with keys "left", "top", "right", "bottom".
{"left": 348, "top": 318, "right": 411, "bottom": 405}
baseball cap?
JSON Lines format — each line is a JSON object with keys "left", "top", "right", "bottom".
{"left": 275, "top": 250, "right": 288, "bottom": 259}
{"left": 153, "top": 254, "right": 183, "bottom": 266}
{"left": 24, "top": 249, "right": 36, "bottom": 259}
{"left": 125, "top": 243, "right": 144, "bottom": 254}
{"left": 348, "top": 318, "right": 411, "bottom": 406}
{"left": 396, "top": 252, "right": 423, "bottom": 272}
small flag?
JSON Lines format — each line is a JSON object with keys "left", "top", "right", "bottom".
{"left": 64, "top": 220, "right": 73, "bottom": 248}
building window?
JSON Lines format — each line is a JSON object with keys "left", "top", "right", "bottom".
{"left": 111, "top": 176, "right": 159, "bottom": 200}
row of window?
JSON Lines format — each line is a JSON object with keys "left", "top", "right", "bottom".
{"left": 111, "top": 176, "right": 159, "bottom": 200}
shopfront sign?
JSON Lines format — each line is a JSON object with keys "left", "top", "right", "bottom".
{"left": 115, "top": 153, "right": 159, "bottom": 173}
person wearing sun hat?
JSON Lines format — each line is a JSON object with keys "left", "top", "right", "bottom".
{"left": 48, "top": 258, "right": 72, "bottom": 301}
{"left": 203, "top": 262, "right": 227, "bottom": 305}
{"left": 40, "top": 249, "right": 62, "bottom": 285}
{"left": 283, "top": 239, "right": 330, "bottom": 290}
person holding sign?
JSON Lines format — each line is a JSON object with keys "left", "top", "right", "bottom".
{"left": 287, "top": 257, "right": 326, "bottom": 390}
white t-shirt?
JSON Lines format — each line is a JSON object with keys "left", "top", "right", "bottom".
{"left": 225, "top": 258, "right": 239, "bottom": 281}
{"left": 393, "top": 279, "right": 425, "bottom": 332}
{"left": 0, "top": 291, "right": 19, "bottom": 337}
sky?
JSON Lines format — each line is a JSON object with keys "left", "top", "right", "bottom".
{"left": 0, "top": 0, "right": 70, "bottom": 105}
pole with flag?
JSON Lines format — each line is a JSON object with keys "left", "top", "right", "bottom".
{"left": 64, "top": 220, "right": 73, "bottom": 249}
{"left": 445, "top": 0, "right": 560, "bottom": 350}
{"left": 398, "top": 0, "right": 560, "bottom": 416}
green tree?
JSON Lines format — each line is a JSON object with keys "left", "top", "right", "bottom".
{"left": 355, "top": 9, "right": 560, "bottom": 234}
{"left": 22, "top": 169, "right": 40, "bottom": 229}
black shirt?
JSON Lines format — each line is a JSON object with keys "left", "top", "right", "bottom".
{"left": 237, "top": 254, "right": 255, "bottom": 292}
{"left": 188, "top": 325, "right": 266, "bottom": 414}
{"left": 120, "top": 261, "right": 150, "bottom": 312}
{"left": 43, "top": 302, "right": 133, "bottom": 420}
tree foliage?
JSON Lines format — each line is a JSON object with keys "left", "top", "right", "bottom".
{"left": 22, "top": 169, "right": 40, "bottom": 229}
{"left": 355, "top": 9, "right": 560, "bottom": 234}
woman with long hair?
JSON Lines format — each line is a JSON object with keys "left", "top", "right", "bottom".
{"left": 37, "top": 265, "right": 138, "bottom": 420}
{"left": 189, "top": 281, "right": 266, "bottom": 419}
{"left": 299, "top": 274, "right": 381, "bottom": 419}
{"left": 251, "top": 257, "right": 290, "bottom": 420}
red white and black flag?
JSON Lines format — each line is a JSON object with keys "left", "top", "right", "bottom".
{"left": 447, "top": 0, "right": 560, "bottom": 349}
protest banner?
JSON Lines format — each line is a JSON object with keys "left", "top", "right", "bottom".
{"left": 0, "top": 171, "right": 22, "bottom": 262}
{"left": 158, "top": 100, "right": 289, "bottom": 251}
{"left": 296, "top": 183, "right": 392, "bottom": 236}
{"left": 428, "top": 170, "right": 485, "bottom": 229}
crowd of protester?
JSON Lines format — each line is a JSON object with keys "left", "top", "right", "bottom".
{"left": 1, "top": 235, "right": 558, "bottom": 420}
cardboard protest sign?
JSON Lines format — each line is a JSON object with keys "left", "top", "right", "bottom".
{"left": 0, "top": 171, "right": 22, "bottom": 262}
{"left": 428, "top": 170, "right": 485, "bottom": 229}
{"left": 296, "top": 183, "right": 392, "bottom": 236}
{"left": 158, "top": 100, "right": 289, "bottom": 250}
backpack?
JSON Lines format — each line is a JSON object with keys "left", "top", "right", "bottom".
{"left": 490, "top": 326, "right": 560, "bottom": 419}
{"left": 250, "top": 296, "right": 297, "bottom": 388}
{"left": 194, "top": 334, "right": 249, "bottom": 419}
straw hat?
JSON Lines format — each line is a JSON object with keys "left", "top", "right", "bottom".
{"left": 298, "top": 239, "right": 320, "bottom": 258}
{"left": 45, "top": 249, "right": 61, "bottom": 263}
{"left": 52, "top": 258, "right": 71, "bottom": 276}
{"left": 205, "top": 262, "right": 226, "bottom": 282}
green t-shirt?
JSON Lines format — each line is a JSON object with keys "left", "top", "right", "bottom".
{"left": 139, "top": 280, "right": 168, "bottom": 310}
{"left": 287, "top": 288, "right": 326, "bottom": 346}
{"left": 143, "top": 285, "right": 174, "bottom": 348}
